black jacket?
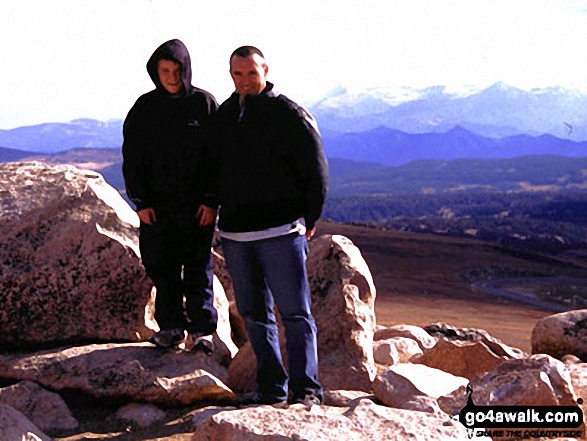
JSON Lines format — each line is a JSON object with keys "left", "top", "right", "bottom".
{"left": 122, "top": 39, "right": 217, "bottom": 211}
{"left": 211, "top": 83, "right": 328, "bottom": 232}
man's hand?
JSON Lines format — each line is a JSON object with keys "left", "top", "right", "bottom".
{"left": 137, "top": 208, "right": 157, "bottom": 225}
{"left": 196, "top": 204, "right": 217, "bottom": 226}
{"left": 306, "top": 227, "right": 316, "bottom": 240}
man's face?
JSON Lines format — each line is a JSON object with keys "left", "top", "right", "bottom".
{"left": 157, "top": 59, "right": 182, "bottom": 94}
{"left": 229, "top": 54, "right": 268, "bottom": 98}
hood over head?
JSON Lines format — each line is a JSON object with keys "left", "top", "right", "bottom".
{"left": 147, "top": 39, "right": 193, "bottom": 95}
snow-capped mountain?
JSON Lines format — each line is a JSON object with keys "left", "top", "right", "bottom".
{"left": 311, "top": 82, "right": 587, "bottom": 141}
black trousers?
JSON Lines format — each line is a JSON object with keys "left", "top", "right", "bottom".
{"left": 139, "top": 205, "right": 217, "bottom": 335}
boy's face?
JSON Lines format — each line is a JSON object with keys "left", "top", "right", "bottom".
{"left": 157, "top": 59, "right": 182, "bottom": 94}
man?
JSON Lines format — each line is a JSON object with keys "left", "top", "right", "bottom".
{"left": 211, "top": 46, "right": 328, "bottom": 406}
{"left": 122, "top": 39, "right": 218, "bottom": 352}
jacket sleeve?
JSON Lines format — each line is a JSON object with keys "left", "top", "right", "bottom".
{"left": 199, "top": 95, "right": 220, "bottom": 209}
{"left": 287, "top": 104, "right": 329, "bottom": 230}
{"left": 122, "top": 102, "right": 151, "bottom": 211}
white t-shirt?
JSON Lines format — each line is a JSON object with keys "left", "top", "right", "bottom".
{"left": 219, "top": 218, "right": 306, "bottom": 242}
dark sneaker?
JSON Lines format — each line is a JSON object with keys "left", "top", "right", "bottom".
{"left": 288, "top": 393, "right": 322, "bottom": 408}
{"left": 149, "top": 328, "right": 185, "bottom": 348}
{"left": 236, "top": 391, "right": 288, "bottom": 409}
{"left": 184, "top": 332, "right": 214, "bottom": 355}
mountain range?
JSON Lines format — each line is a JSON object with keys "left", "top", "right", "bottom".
{"left": 0, "top": 118, "right": 123, "bottom": 152}
{"left": 324, "top": 126, "right": 587, "bottom": 166}
{"left": 310, "top": 82, "right": 587, "bottom": 141}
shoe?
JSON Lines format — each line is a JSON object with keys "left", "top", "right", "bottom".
{"left": 149, "top": 328, "right": 185, "bottom": 348}
{"left": 235, "top": 391, "right": 288, "bottom": 408}
{"left": 288, "top": 393, "right": 322, "bottom": 408}
{"left": 184, "top": 332, "right": 214, "bottom": 355}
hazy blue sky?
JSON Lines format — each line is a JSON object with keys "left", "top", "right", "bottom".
{"left": 1, "top": 0, "right": 587, "bottom": 129}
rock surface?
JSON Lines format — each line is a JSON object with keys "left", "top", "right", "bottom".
{"left": 532, "top": 309, "right": 587, "bottom": 361}
{"left": 438, "top": 354, "right": 579, "bottom": 416}
{"left": 0, "top": 380, "right": 78, "bottom": 432}
{"left": 414, "top": 337, "right": 509, "bottom": 380}
{"left": 0, "top": 162, "right": 155, "bottom": 348}
{"left": 372, "top": 363, "right": 467, "bottom": 412}
{"left": 0, "top": 403, "right": 51, "bottom": 441}
{"left": 191, "top": 400, "right": 484, "bottom": 441}
{"left": 0, "top": 342, "right": 234, "bottom": 406}
{"left": 374, "top": 337, "right": 423, "bottom": 365}
{"left": 425, "top": 322, "right": 526, "bottom": 358}
{"left": 115, "top": 403, "right": 167, "bottom": 428}
{"left": 374, "top": 324, "right": 437, "bottom": 350}
{"left": 307, "top": 234, "right": 377, "bottom": 392}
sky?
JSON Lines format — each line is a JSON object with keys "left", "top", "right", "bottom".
{"left": 1, "top": 0, "right": 587, "bottom": 129}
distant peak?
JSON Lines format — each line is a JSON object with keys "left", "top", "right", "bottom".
{"left": 324, "top": 85, "right": 348, "bottom": 98}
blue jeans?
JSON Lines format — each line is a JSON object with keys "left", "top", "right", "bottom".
{"left": 221, "top": 233, "right": 322, "bottom": 401}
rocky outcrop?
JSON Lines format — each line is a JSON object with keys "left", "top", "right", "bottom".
{"left": 307, "top": 235, "right": 377, "bottom": 392}
{"left": 0, "top": 380, "right": 78, "bottom": 432}
{"left": 532, "top": 310, "right": 587, "bottom": 361}
{"left": 190, "top": 399, "right": 483, "bottom": 441}
{"left": 1, "top": 162, "right": 585, "bottom": 440}
{"left": 0, "top": 343, "right": 234, "bottom": 406}
{"left": 0, "top": 403, "right": 51, "bottom": 441}
{"left": 0, "top": 162, "right": 155, "bottom": 348}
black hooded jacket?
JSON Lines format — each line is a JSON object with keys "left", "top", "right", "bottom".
{"left": 122, "top": 39, "right": 218, "bottom": 211}
{"left": 211, "top": 82, "right": 328, "bottom": 232}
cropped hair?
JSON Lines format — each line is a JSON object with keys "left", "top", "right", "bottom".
{"left": 230, "top": 46, "right": 266, "bottom": 64}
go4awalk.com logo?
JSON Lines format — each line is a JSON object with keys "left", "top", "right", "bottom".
{"left": 458, "top": 385, "right": 584, "bottom": 439}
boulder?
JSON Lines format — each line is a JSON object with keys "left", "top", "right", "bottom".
{"left": 413, "top": 337, "right": 509, "bottom": 380}
{"left": 438, "top": 354, "right": 579, "bottom": 416}
{"left": 208, "top": 277, "right": 239, "bottom": 360}
{"left": 0, "top": 342, "right": 234, "bottom": 406}
{"left": 307, "top": 235, "right": 377, "bottom": 392}
{"left": 373, "top": 339, "right": 399, "bottom": 366}
{"left": 212, "top": 248, "right": 247, "bottom": 348}
{"left": 191, "top": 399, "right": 486, "bottom": 441}
{"left": 0, "top": 380, "right": 78, "bottom": 433}
{"left": 532, "top": 310, "right": 587, "bottom": 361}
{"left": 115, "top": 403, "right": 166, "bottom": 428}
{"left": 226, "top": 340, "right": 262, "bottom": 394}
{"left": 425, "top": 322, "right": 526, "bottom": 358}
{"left": 372, "top": 363, "right": 467, "bottom": 413}
{"left": 374, "top": 324, "right": 437, "bottom": 350}
{"left": 0, "top": 162, "right": 155, "bottom": 348}
{"left": 0, "top": 403, "right": 51, "bottom": 441}
{"left": 440, "top": 354, "right": 586, "bottom": 440}
{"left": 374, "top": 337, "right": 423, "bottom": 365}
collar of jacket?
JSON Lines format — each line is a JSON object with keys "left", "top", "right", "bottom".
{"left": 229, "top": 81, "right": 278, "bottom": 105}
